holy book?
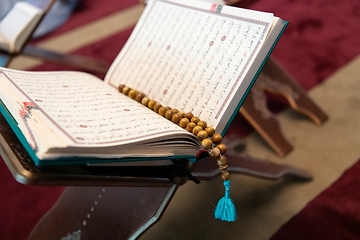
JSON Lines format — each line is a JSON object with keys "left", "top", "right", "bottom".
{"left": 0, "top": 0, "right": 287, "bottom": 166}
{"left": 0, "top": 1, "right": 44, "bottom": 53}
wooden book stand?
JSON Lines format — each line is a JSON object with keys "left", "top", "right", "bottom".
{"left": 0, "top": 1, "right": 327, "bottom": 239}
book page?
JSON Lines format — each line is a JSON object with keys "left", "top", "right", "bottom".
{"left": 105, "top": 0, "right": 273, "bottom": 132}
{"left": 0, "top": 69, "right": 190, "bottom": 149}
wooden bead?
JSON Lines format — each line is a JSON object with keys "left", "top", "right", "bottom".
{"left": 178, "top": 111, "right": 185, "bottom": 118}
{"left": 209, "top": 147, "right": 220, "bottom": 158}
{"left": 172, "top": 113, "right": 182, "bottom": 124}
{"left": 197, "top": 120, "right": 207, "bottom": 129}
{"left": 216, "top": 155, "right": 227, "bottom": 166}
{"left": 158, "top": 106, "right": 168, "bottom": 116}
{"left": 179, "top": 118, "right": 190, "bottom": 128}
{"left": 221, "top": 170, "right": 230, "bottom": 181}
{"left": 153, "top": 103, "right": 162, "bottom": 113}
{"left": 201, "top": 138, "right": 213, "bottom": 150}
{"left": 122, "top": 86, "right": 131, "bottom": 95}
{"left": 148, "top": 100, "right": 157, "bottom": 110}
{"left": 218, "top": 164, "right": 228, "bottom": 170}
{"left": 165, "top": 109, "right": 175, "bottom": 120}
{"left": 186, "top": 122, "right": 196, "bottom": 132}
{"left": 141, "top": 97, "right": 150, "bottom": 106}
{"left": 192, "top": 126, "right": 202, "bottom": 136}
{"left": 191, "top": 117, "right": 200, "bottom": 124}
{"left": 216, "top": 143, "right": 227, "bottom": 155}
{"left": 184, "top": 112, "right": 194, "bottom": 120}
{"left": 205, "top": 126, "right": 215, "bottom": 137}
{"left": 197, "top": 130, "right": 208, "bottom": 141}
{"left": 135, "top": 92, "right": 146, "bottom": 102}
{"left": 128, "top": 89, "right": 138, "bottom": 99}
{"left": 118, "top": 84, "right": 125, "bottom": 92}
{"left": 212, "top": 133, "right": 223, "bottom": 144}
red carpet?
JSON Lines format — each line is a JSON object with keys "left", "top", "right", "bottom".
{"left": 248, "top": 0, "right": 360, "bottom": 90}
{"left": 271, "top": 159, "right": 360, "bottom": 240}
{"left": 1, "top": 0, "right": 360, "bottom": 239}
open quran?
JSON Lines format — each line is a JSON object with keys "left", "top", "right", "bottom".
{"left": 0, "top": 0, "right": 287, "bottom": 166}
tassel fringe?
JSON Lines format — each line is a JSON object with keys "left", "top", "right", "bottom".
{"left": 215, "top": 180, "right": 236, "bottom": 222}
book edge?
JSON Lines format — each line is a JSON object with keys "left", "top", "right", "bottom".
{"left": 0, "top": 99, "right": 41, "bottom": 165}
{"left": 220, "top": 20, "right": 289, "bottom": 136}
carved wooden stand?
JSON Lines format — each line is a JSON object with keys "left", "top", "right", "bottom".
{"left": 0, "top": 1, "right": 326, "bottom": 239}
{"left": 240, "top": 58, "right": 328, "bottom": 156}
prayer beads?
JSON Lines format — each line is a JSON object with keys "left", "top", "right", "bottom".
{"left": 117, "top": 84, "right": 230, "bottom": 181}
{"left": 179, "top": 118, "right": 190, "bottom": 128}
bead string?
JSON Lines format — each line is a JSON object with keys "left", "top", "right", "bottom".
{"left": 118, "top": 84, "right": 230, "bottom": 181}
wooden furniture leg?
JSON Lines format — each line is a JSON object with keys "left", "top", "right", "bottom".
{"left": 28, "top": 185, "right": 178, "bottom": 240}
{"left": 240, "top": 57, "right": 328, "bottom": 156}
{"left": 261, "top": 58, "right": 328, "bottom": 126}
{"left": 240, "top": 85, "right": 294, "bottom": 156}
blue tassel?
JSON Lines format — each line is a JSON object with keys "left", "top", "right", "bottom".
{"left": 215, "top": 180, "right": 236, "bottom": 222}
